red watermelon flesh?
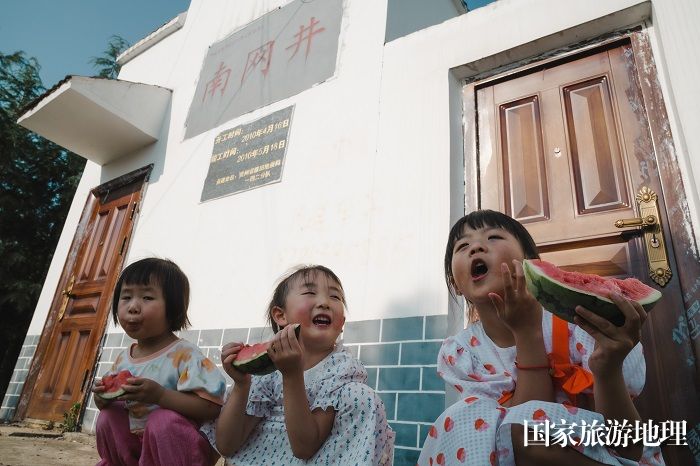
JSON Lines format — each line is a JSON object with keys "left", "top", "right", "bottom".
{"left": 233, "top": 342, "right": 274, "bottom": 375}
{"left": 233, "top": 324, "right": 301, "bottom": 375}
{"left": 523, "top": 259, "right": 661, "bottom": 326}
{"left": 98, "top": 369, "right": 133, "bottom": 399}
{"left": 532, "top": 260, "right": 655, "bottom": 301}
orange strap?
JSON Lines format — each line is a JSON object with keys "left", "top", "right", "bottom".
{"left": 498, "top": 390, "right": 514, "bottom": 406}
{"left": 549, "top": 316, "right": 594, "bottom": 403}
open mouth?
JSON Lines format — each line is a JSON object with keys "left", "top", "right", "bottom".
{"left": 471, "top": 259, "right": 489, "bottom": 281}
{"left": 312, "top": 314, "right": 332, "bottom": 327}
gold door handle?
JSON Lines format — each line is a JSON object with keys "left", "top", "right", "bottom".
{"left": 614, "top": 215, "right": 657, "bottom": 228}
{"left": 57, "top": 275, "right": 76, "bottom": 321}
{"left": 614, "top": 187, "right": 671, "bottom": 286}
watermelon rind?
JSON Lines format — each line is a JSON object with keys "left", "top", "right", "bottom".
{"left": 233, "top": 352, "right": 276, "bottom": 376}
{"left": 97, "top": 387, "right": 126, "bottom": 400}
{"left": 232, "top": 324, "right": 301, "bottom": 375}
{"left": 523, "top": 259, "right": 661, "bottom": 326}
{"left": 97, "top": 369, "right": 133, "bottom": 399}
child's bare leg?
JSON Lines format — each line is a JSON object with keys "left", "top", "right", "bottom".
{"left": 511, "top": 424, "right": 606, "bottom": 466}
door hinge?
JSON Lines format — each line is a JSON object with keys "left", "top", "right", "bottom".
{"left": 129, "top": 202, "right": 137, "bottom": 220}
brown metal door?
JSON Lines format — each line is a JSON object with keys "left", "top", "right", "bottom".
{"left": 21, "top": 173, "right": 146, "bottom": 422}
{"left": 477, "top": 41, "right": 698, "bottom": 465}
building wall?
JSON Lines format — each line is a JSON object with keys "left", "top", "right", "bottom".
{"left": 19, "top": 0, "right": 700, "bottom": 359}
{"left": 648, "top": 0, "right": 700, "bottom": 237}
{"left": 5, "top": 0, "right": 699, "bottom": 463}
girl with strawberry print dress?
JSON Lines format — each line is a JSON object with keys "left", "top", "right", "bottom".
{"left": 418, "top": 210, "right": 665, "bottom": 466}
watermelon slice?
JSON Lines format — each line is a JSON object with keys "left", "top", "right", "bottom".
{"left": 97, "top": 369, "right": 133, "bottom": 399}
{"left": 233, "top": 324, "right": 301, "bottom": 375}
{"left": 523, "top": 259, "right": 662, "bottom": 326}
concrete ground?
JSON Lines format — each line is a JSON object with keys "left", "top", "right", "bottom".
{"left": 0, "top": 424, "right": 99, "bottom": 466}
{"left": 0, "top": 424, "right": 225, "bottom": 466}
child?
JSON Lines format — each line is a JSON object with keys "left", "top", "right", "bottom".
{"left": 418, "top": 210, "right": 664, "bottom": 466}
{"left": 93, "top": 258, "right": 226, "bottom": 466}
{"left": 201, "top": 265, "right": 395, "bottom": 465}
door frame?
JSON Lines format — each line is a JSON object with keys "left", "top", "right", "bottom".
{"left": 15, "top": 164, "right": 153, "bottom": 422}
{"left": 459, "top": 30, "right": 700, "bottom": 343}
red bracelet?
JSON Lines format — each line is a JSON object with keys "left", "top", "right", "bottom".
{"left": 514, "top": 361, "right": 550, "bottom": 370}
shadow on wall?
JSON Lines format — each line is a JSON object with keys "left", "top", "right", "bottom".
{"left": 99, "top": 100, "right": 172, "bottom": 186}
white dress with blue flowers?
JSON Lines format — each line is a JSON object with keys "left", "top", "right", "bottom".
{"left": 201, "top": 343, "right": 395, "bottom": 465}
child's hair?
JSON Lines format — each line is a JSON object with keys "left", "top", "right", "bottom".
{"left": 444, "top": 210, "right": 540, "bottom": 320}
{"left": 265, "top": 265, "right": 346, "bottom": 333}
{"left": 112, "top": 258, "right": 191, "bottom": 331}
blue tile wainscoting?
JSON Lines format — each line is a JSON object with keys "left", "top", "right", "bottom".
{"left": 0, "top": 334, "right": 38, "bottom": 421}
{"left": 1, "top": 315, "right": 449, "bottom": 465}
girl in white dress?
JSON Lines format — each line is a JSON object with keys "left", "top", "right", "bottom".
{"left": 418, "top": 210, "right": 665, "bottom": 466}
{"left": 202, "top": 265, "right": 394, "bottom": 465}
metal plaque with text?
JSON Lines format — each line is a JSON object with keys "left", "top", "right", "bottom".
{"left": 200, "top": 106, "right": 293, "bottom": 202}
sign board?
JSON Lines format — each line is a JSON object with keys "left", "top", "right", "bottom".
{"left": 185, "top": 0, "right": 342, "bottom": 138}
{"left": 200, "top": 106, "right": 294, "bottom": 202}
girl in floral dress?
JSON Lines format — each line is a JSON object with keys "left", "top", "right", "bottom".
{"left": 418, "top": 210, "right": 665, "bottom": 466}
{"left": 202, "top": 265, "right": 394, "bottom": 465}
{"left": 93, "top": 258, "right": 226, "bottom": 466}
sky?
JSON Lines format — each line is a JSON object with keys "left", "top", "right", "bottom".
{"left": 0, "top": 0, "right": 191, "bottom": 88}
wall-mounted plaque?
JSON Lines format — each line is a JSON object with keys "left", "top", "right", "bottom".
{"left": 200, "top": 106, "right": 293, "bottom": 202}
{"left": 185, "top": 0, "right": 342, "bottom": 139}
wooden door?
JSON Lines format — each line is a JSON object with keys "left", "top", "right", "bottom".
{"left": 18, "top": 169, "right": 149, "bottom": 422}
{"left": 476, "top": 41, "right": 698, "bottom": 465}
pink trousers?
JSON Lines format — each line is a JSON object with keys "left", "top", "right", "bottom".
{"left": 95, "top": 402, "right": 219, "bottom": 466}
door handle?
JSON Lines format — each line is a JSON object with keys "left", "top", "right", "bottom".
{"left": 57, "top": 275, "right": 76, "bottom": 321}
{"left": 614, "top": 186, "right": 671, "bottom": 286}
{"left": 614, "top": 214, "right": 657, "bottom": 228}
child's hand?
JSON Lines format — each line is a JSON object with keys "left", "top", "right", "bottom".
{"left": 574, "top": 292, "right": 646, "bottom": 376}
{"left": 488, "top": 260, "right": 542, "bottom": 334}
{"left": 268, "top": 324, "right": 303, "bottom": 376}
{"left": 91, "top": 379, "right": 111, "bottom": 410}
{"left": 221, "top": 342, "right": 252, "bottom": 386}
{"left": 120, "top": 377, "right": 166, "bottom": 405}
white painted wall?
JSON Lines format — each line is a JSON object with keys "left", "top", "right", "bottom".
{"left": 647, "top": 0, "right": 700, "bottom": 245}
{"left": 29, "top": 0, "right": 700, "bottom": 336}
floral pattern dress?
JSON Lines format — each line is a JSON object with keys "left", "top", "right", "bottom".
{"left": 107, "top": 338, "right": 226, "bottom": 433}
{"left": 418, "top": 310, "right": 665, "bottom": 466}
{"left": 201, "top": 344, "right": 394, "bottom": 465}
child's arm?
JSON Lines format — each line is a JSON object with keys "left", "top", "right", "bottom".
{"left": 282, "top": 372, "right": 336, "bottom": 459}
{"left": 119, "top": 377, "right": 221, "bottom": 422}
{"left": 490, "top": 261, "right": 554, "bottom": 406}
{"left": 214, "top": 380, "right": 262, "bottom": 456}
{"left": 574, "top": 292, "right": 646, "bottom": 461}
{"left": 271, "top": 324, "right": 336, "bottom": 460}
{"left": 215, "top": 342, "right": 262, "bottom": 456}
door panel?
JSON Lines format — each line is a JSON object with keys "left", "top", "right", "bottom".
{"left": 499, "top": 96, "right": 549, "bottom": 222}
{"left": 563, "top": 76, "right": 630, "bottom": 213}
{"left": 23, "top": 174, "right": 145, "bottom": 422}
{"left": 476, "top": 41, "right": 698, "bottom": 465}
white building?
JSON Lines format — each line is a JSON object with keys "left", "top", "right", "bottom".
{"left": 4, "top": 0, "right": 700, "bottom": 464}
